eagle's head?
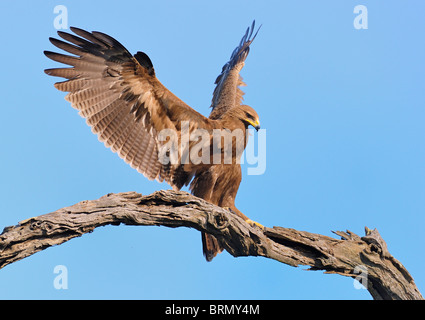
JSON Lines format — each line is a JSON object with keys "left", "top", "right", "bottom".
{"left": 234, "top": 105, "right": 260, "bottom": 131}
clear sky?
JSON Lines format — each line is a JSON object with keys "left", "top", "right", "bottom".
{"left": 0, "top": 0, "right": 424, "bottom": 300}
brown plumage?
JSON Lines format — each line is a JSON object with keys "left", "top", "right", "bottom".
{"left": 44, "top": 21, "right": 261, "bottom": 261}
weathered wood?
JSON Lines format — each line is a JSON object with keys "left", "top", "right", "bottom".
{"left": 0, "top": 190, "right": 422, "bottom": 300}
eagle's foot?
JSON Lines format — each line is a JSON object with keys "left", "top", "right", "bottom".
{"left": 222, "top": 207, "right": 264, "bottom": 230}
{"left": 245, "top": 218, "right": 265, "bottom": 230}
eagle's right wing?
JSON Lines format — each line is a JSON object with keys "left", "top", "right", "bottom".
{"left": 45, "top": 27, "right": 210, "bottom": 188}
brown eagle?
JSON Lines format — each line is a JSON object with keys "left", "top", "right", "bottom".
{"left": 44, "top": 21, "right": 262, "bottom": 261}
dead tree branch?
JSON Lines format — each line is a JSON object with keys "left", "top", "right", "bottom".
{"left": 0, "top": 190, "right": 422, "bottom": 300}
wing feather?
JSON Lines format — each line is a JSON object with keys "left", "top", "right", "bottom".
{"left": 45, "top": 27, "right": 212, "bottom": 187}
{"left": 209, "top": 20, "right": 261, "bottom": 120}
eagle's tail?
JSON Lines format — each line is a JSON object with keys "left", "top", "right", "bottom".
{"left": 201, "top": 232, "right": 222, "bottom": 262}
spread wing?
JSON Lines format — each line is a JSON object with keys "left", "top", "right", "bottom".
{"left": 44, "top": 27, "right": 211, "bottom": 188}
{"left": 209, "top": 20, "right": 261, "bottom": 120}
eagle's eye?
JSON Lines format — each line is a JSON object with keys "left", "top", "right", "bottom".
{"left": 245, "top": 112, "right": 254, "bottom": 120}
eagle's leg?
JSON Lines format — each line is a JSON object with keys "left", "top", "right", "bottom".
{"left": 223, "top": 207, "right": 264, "bottom": 230}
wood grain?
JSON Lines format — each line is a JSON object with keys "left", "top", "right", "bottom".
{"left": 0, "top": 190, "right": 422, "bottom": 300}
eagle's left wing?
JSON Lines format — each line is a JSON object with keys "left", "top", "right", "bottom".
{"left": 209, "top": 20, "right": 261, "bottom": 120}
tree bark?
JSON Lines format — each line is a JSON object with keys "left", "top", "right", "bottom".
{"left": 0, "top": 190, "right": 422, "bottom": 300}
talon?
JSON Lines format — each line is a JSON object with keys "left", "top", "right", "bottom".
{"left": 246, "top": 218, "right": 265, "bottom": 230}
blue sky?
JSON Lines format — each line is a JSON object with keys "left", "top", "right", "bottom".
{"left": 0, "top": 1, "right": 424, "bottom": 299}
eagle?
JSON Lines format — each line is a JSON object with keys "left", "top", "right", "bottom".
{"left": 44, "top": 21, "right": 263, "bottom": 261}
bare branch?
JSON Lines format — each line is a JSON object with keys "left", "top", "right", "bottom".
{"left": 0, "top": 190, "right": 422, "bottom": 300}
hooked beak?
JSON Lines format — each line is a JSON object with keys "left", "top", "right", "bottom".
{"left": 246, "top": 119, "right": 261, "bottom": 131}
